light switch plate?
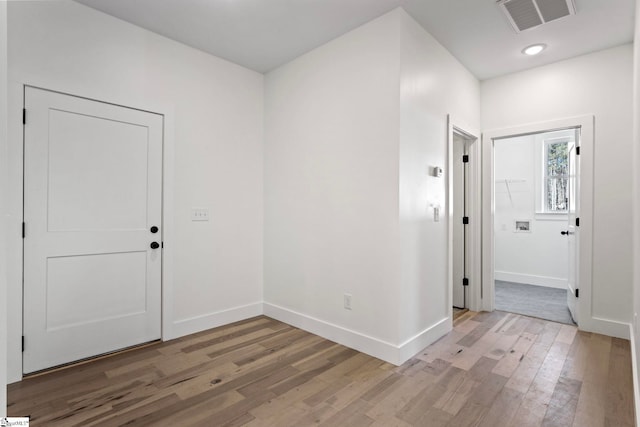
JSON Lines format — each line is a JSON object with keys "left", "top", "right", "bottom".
{"left": 191, "top": 208, "right": 210, "bottom": 221}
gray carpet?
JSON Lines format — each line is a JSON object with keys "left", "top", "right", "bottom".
{"left": 495, "top": 280, "right": 575, "bottom": 325}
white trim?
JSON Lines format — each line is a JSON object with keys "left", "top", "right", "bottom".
{"left": 534, "top": 212, "right": 567, "bottom": 221}
{"left": 483, "top": 116, "right": 595, "bottom": 328}
{"left": 587, "top": 317, "right": 630, "bottom": 339}
{"left": 396, "top": 317, "right": 451, "bottom": 365}
{"left": 171, "top": 303, "right": 264, "bottom": 339}
{"left": 7, "top": 81, "right": 24, "bottom": 383}
{"left": 495, "top": 271, "right": 566, "bottom": 289}
{"left": 447, "top": 115, "right": 482, "bottom": 313}
{"left": 263, "top": 302, "right": 450, "bottom": 366}
{"left": 160, "top": 110, "right": 176, "bottom": 342}
{"left": 629, "top": 323, "right": 640, "bottom": 427}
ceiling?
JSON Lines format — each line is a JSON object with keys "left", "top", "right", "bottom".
{"left": 74, "top": 0, "right": 635, "bottom": 80}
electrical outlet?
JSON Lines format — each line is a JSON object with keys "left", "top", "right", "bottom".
{"left": 191, "top": 208, "right": 210, "bottom": 221}
{"left": 344, "top": 294, "right": 352, "bottom": 310}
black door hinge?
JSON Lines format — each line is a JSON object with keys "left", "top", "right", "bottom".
{"left": 22, "top": 222, "right": 25, "bottom": 238}
{"left": 462, "top": 217, "right": 469, "bottom": 225}
{"left": 576, "top": 146, "right": 580, "bottom": 155}
{"left": 575, "top": 289, "right": 579, "bottom": 298}
{"left": 22, "top": 108, "right": 26, "bottom": 125}
{"left": 462, "top": 278, "right": 469, "bottom": 287}
{"left": 22, "top": 336, "right": 25, "bottom": 352}
{"left": 575, "top": 218, "right": 580, "bottom": 227}
{"left": 161, "top": 242, "right": 164, "bottom": 248}
{"left": 462, "top": 154, "right": 469, "bottom": 163}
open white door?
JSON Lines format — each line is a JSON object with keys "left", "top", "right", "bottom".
{"left": 23, "top": 87, "right": 163, "bottom": 373}
{"left": 566, "top": 132, "right": 580, "bottom": 323}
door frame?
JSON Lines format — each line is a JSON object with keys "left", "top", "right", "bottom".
{"left": 447, "top": 116, "right": 482, "bottom": 315}
{"left": 7, "top": 82, "right": 176, "bottom": 382}
{"left": 482, "top": 116, "right": 595, "bottom": 331}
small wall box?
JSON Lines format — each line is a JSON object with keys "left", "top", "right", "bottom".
{"left": 514, "top": 220, "right": 531, "bottom": 233}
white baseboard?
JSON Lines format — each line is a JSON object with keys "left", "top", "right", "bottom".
{"left": 263, "top": 302, "right": 450, "bottom": 366}
{"left": 583, "top": 316, "right": 631, "bottom": 340}
{"left": 171, "top": 302, "right": 263, "bottom": 340}
{"left": 397, "top": 316, "right": 452, "bottom": 364}
{"left": 495, "top": 271, "right": 567, "bottom": 289}
{"left": 629, "top": 323, "right": 640, "bottom": 427}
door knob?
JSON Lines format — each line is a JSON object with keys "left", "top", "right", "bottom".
{"left": 150, "top": 241, "right": 160, "bottom": 249}
{"left": 560, "top": 231, "right": 571, "bottom": 236}
{"left": 150, "top": 226, "right": 159, "bottom": 233}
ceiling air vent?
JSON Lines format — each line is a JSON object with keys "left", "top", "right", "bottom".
{"left": 497, "top": 0, "right": 576, "bottom": 33}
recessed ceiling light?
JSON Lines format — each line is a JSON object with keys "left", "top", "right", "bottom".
{"left": 522, "top": 44, "right": 547, "bottom": 56}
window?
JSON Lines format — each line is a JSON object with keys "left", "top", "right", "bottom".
{"left": 532, "top": 129, "right": 576, "bottom": 218}
{"left": 543, "top": 140, "right": 569, "bottom": 213}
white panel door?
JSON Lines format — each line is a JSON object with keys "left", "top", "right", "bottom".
{"left": 566, "top": 135, "right": 579, "bottom": 324}
{"left": 23, "top": 87, "right": 163, "bottom": 374}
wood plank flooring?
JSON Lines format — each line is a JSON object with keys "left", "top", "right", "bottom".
{"left": 8, "top": 311, "right": 635, "bottom": 426}
{"left": 453, "top": 307, "right": 468, "bottom": 321}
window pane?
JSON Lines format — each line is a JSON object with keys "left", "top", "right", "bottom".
{"left": 547, "top": 142, "right": 568, "bottom": 176}
{"left": 544, "top": 141, "right": 569, "bottom": 212}
{"left": 546, "top": 177, "right": 568, "bottom": 211}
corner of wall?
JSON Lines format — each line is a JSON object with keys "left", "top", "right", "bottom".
{"left": 263, "top": 6, "right": 406, "bottom": 354}
{"left": 263, "top": 302, "right": 450, "bottom": 365}
{"left": 395, "top": 4, "right": 480, "bottom": 349}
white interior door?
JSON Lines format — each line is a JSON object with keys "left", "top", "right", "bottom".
{"left": 566, "top": 135, "right": 579, "bottom": 323}
{"left": 23, "top": 87, "right": 163, "bottom": 374}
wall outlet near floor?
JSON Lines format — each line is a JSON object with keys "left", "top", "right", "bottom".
{"left": 191, "top": 208, "right": 210, "bottom": 221}
{"left": 344, "top": 293, "right": 352, "bottom": 310}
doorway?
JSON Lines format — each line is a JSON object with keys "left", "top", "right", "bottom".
{"left": 482, "top": 116, "right": 594, "bottom": 329}
{"left": 452, "top": 132, "right": 470, "bottom": 310}
{"left": 22, "top": 87, "right": 164, "bottom": 374}
{"left": 448, "top": 117, "right": 481, "bottom": 317}
{"left": 492, "top": 129, "right": 577, "bottom": 324}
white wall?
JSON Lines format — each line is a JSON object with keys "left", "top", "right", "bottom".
{"left": 482, "top": 45, "right": 634, "bottom": 329}
{"left": 264, "top": 10, "right": 403, "bottom": 357}
{"left": 6, "top": 0, "right": 264, "bottom": 382}
{"left": 494, "top": 133, "right": 569, "bottom": 289}
{"left": 264, "top": 8, "right": 479, "bottom": 364}
{"left": 397, "top": 11, "right": 480, "bottom": 349}
{"left": 0, "top": 0, "right": 8, "bottom": 415}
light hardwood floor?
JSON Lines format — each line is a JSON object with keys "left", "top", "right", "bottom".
{"left": 8, "top": 311, "right": 635, "bottom": 426}
{"left": 453, "top": 307, "right": 468, "bottom": 321}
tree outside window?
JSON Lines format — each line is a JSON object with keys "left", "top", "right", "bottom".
{"left": 544, "top": 141, "right": 568, "bottom": 212}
